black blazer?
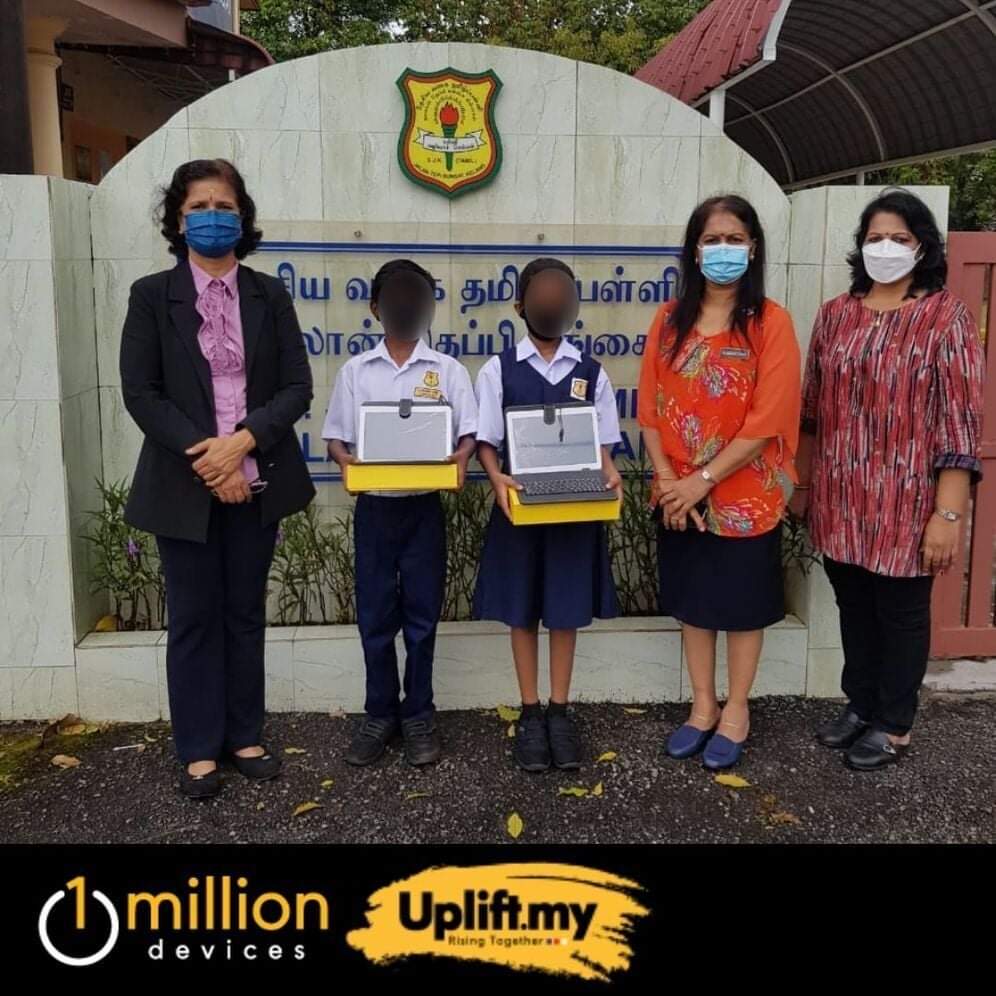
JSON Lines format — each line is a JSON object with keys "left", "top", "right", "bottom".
{"left": 120, "top": 260, "right": 316, "bottom": 543}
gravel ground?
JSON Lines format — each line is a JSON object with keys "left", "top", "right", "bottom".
{"left": 1, "top": 694, "right": 993, "bottom": 844}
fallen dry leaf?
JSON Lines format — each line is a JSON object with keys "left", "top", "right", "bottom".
{"left": 94, "top": 614, "right": 118, "bottom": 632}
{"left": 320, "top": 779, "right": 334, "bottom": 789}
{"left": 143, "top": 732, "right": 158, "bottom": 743}
{"left": 622, "top": 707, "right": 647, "bottom": 715}
{"left": 284, "top": 747, "right": 307, "bottom": 755}
{"left": 292, "top": 801, "right": 321, "bottom": 817}
{"left": 558, "top": 786, "right": 589, "bottom": 798}
{"left": 768, "top": 811, "right": 801, "bottom": 826}
{"left": 506, "top": 812, "right": 524, "bottom": 839}
{"left": 592, "top": 782, "right": 604, "bottom": 797}
{"left": 406, "top": 791, "right": 432, "bottom": 801}
{"left": 496, "top": 705, "right": 521, "bottom": 723}
{"left": 51, "top": 754, "right": 80, "bottom": 769}
{"left": 714, "top": 773, "right": 751, "bottom": 789}
{"left": 256, "top": 802, "right": 265, "bottom": 811}
{"left": 506, "top": 723, "right": 516, "bottom": 738}
{"left": 596, "top": 751, "right": 617, "bottom": 763}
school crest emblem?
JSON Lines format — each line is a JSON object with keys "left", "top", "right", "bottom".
{"left": 396, "top": 67, "right": 503, "bottom": 198}
{"left": 424, "top": 370, "right": 440, "bottom": 388}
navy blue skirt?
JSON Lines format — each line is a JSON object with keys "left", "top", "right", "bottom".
{"left": 658, "top": 523, "right": 784, "bottom": 631}
{"left": 473, "top": 506, "right": 619, "bottom": 630}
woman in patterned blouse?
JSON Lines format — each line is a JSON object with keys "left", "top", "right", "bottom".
{"left": 638, "top": 195, "right": 802, "bottom": 770}
{"left": 793, "top": 189, "right": 985, "bottom": 772}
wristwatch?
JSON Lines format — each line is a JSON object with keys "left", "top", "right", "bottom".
{"left": 935, "top": 506, "right": 962, "bottom": 523}
{"left": 700, "top": 469, "right": 715, "bottom": 486}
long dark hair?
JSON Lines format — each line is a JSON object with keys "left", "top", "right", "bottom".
{"left": 668, "top": 195, "right": 767, "bottom": 363}
{"left": 157, "top": 158, "right": 262, "bottom": 260}
{"left": 847, "top": 187, "right": 947, "bottom": 298}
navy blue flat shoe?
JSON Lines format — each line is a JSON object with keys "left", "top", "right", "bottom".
{"left": 702, "top": 733, "right": 746, "bottom": 770}
{"left": 666, "top": 714, "right": 719, "bottom": 759}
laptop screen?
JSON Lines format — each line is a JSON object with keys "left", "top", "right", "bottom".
{"left": 506, "top": 405, "right": 601, "bottom": 475}
{"left": 358, "top": 403, "right": 453, "bottom": 463}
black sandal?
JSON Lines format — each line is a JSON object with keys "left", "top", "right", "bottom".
{"left": 180, "top": 765, "right": 221, "bottom": 799}
{"left": 229, "top": 746, "right": 282, "bottom": 781}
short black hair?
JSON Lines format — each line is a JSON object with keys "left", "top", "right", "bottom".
{"left": 517, "top": 257, "right": 575, "bottom": 303}
{"left": 157, "top": 159, "right": 262, "bottom": 260}
{"left": 371, "top": 259, "right": 435, "bottom": 303}
{"left": 847, "top": 187, "right": 947, "bottom": 298}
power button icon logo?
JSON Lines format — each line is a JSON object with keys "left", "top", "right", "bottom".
{"left": 38, "top": 876, "right": 120, "bottom": 966}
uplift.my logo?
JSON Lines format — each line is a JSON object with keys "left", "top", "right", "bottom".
{"left": 37, "top": 874, "right": 329, "bottom": 966}
{"left": 347, "top": 863, "right": 649, "bottom": 981}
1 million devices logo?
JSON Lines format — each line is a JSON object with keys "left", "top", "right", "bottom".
{"left": 38, "top": 876, "right": 120, "bottom": 966}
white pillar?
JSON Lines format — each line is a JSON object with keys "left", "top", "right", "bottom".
{"left": 25, "top": 16, "right": 67, "bottom": 178}
{"left": 709, "top": 89, "right": 727, "bottom": 131}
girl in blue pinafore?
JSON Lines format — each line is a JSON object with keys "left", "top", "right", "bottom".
{"left": 473, "top": 258, "right": 622, "bottom": 773}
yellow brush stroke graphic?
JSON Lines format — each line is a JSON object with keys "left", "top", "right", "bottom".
{"left": 347, "top": 863, "right": 649, "bottom": 982}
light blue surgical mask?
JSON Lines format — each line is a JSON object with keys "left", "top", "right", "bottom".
{"left": 700, "top": 243, "right": 751, "bottom": 285}
{"left": 183, "top": 210, "right": 242, "bottom": 258}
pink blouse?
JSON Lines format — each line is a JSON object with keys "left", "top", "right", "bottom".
{"left": 190, "top": 260, "right": 258, "bottom": 483}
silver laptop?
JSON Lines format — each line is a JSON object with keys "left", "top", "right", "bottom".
{"left": 505, "top": 402, "right": 609, "bottom": 504}
{"left": 357, "top": 401, "right": 453, "bottom": 463}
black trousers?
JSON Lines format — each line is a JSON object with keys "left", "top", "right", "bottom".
{"left": 354, "top": 493, "right": 446, "bottom": 722}
{"left": 823, "top": 556, "right": 934, "bottom": 736}
{"left": 157, "top": 501, "right": 278, "bottom": 762}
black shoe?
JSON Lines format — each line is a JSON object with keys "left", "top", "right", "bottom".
{"left": 180, "top": 765, "right": 221, "bottom": 799}
{"left": 345, "top": 715, "right": 399, "bottom": 766}
{"left": 229, "top": 745, "right": 282, "bottom": 781}
{"left": 547, "top": 709, "right": 582, "bottom": 770}
{"left": 514, "top": 709, "right": 551, "bottom": 772}
{"left": 402, "top": 716, "right": 441, "bottom": 766}
{"left": 816, "top": 706, "right": 870, "bottom": 748}
{"left": 845, "top": 728, "right": 909, "bottom": 771}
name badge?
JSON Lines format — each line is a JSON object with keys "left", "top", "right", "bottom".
{"left": 570, "top": 377, "right": 588, "bottom": 400}
{"left": 720, "top": 347, "right": 751, "bottom": 360}
{"left": 414, "top": 386, "right": 442, "bottom": 400}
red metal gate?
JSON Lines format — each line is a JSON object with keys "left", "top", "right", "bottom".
{"left": 931, "top": 232, "right": 996, "bottom": 657}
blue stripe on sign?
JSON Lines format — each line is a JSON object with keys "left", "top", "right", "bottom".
{"left": 258, "top": 241, "right": 681, "bottom": 257}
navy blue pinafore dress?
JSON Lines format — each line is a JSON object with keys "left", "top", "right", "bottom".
{"left": 472, "top": 347, "right": 619, "bottom": 630}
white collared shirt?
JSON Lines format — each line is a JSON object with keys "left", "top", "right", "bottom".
{"left": 322, "top": 337, "right": 478, "bottom": 496}
{"left": 475, "top": 336, "right": 622, "bottom": 449}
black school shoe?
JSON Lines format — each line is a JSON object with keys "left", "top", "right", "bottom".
{"left": 514, "top": 708, "right": 551, "bottom": 772}
{"left": 816, "top": 706, "right": 870, "bottom": 749}
{"left": 845, "top": 728, "right": 909, "bottom": 771}
{"left": 229, "top": 745, "right": 282, "bottom": 781}
{"left": 402, "top": 716, "right": 441, "bottom": 766}
{"left": 180, "top": 766, "right": 221, "bottom": 799}
{"left": 345, "top": 715, "right": 399, "bottom": 766}
{"left": 547, "top": 707, "right": 582, "bottom": 770}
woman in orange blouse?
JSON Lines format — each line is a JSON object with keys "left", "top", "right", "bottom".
{"left": 638, "top": 195, "right": 802, "bottom": 769}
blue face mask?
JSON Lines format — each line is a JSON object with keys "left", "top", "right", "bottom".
{"left": 183, "top": 210, "right": 242, "bottom": 258}
{"left": 700, "top": 243, "right": 751, "bottom": 285}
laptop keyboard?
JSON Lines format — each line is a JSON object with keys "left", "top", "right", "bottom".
{"left": 521, "top": 475, "right": 607, "bottom": 497}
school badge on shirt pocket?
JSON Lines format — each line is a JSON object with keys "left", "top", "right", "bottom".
{"left": 570, "top": 377, "right": 588, "bottom": 401}
{"left": 423, "top": 370, "right": 440, "bottom": 388}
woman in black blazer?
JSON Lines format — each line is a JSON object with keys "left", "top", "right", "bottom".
{"left": 120, "top": 159, "right": 315, "bottom": 798}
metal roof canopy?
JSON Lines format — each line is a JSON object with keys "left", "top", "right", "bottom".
{"left": 635, "top": 0, "right": 996, "bottom": 189}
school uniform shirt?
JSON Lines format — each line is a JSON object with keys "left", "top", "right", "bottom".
{"left": 321, "top": 337, "right": 478, "bottom": 496}
{"left": 475, "top": 335, "right": 622, "bottom": 449}
{"left": 638, "top": 299, "right": 801, "bottom": 538}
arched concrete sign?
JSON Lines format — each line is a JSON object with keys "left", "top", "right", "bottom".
{"left": 0, "top": 42, "right": 950, "bottom": 720}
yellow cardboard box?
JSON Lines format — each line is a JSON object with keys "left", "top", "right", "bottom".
{"left": 344, "top": 462, "right": 458, "bottom": 492}
{"left": 508, "top": 488, "right": 621, "bottom": 526}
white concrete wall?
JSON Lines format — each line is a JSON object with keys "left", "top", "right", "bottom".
{"left": 0, "top": 175, "right": 103, "bottom": 719}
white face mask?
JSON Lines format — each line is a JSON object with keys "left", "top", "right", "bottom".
{"left": 862, "top": 238, "right": 922, "bottom": 285}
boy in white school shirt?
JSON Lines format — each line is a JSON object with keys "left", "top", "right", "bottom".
{"left": 323, "top": 260, "right": 477, "bottom": 767}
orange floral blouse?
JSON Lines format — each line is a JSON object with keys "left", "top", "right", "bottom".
{"left": 638, "top": 299, "right": 802, "bottom": 538}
